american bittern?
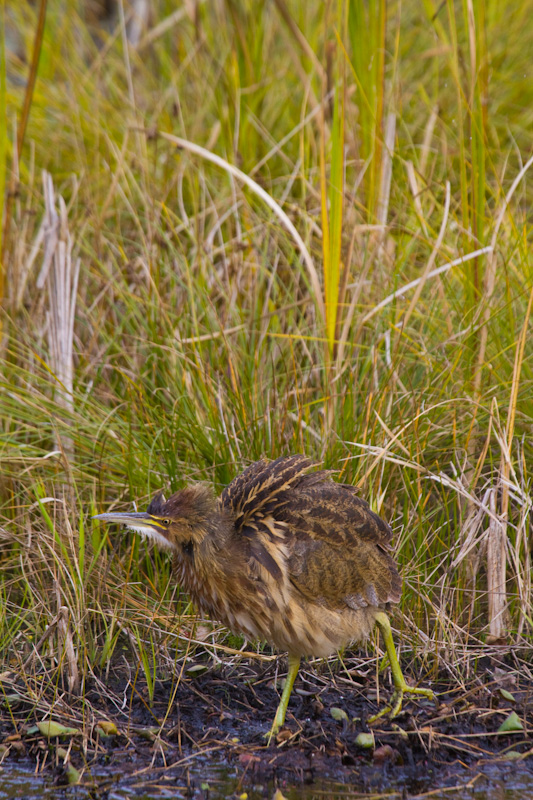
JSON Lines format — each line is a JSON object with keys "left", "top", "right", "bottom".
{"left": 94, "top": 455, "right": 433, "bottom": 738}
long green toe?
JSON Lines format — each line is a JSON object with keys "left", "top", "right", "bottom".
{"left": 369, "top": 611, "right": 435, "bottom": 722}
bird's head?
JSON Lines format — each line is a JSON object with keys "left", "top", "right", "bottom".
{"left": 93, "top": 484, "right": 223, "bottom": 555}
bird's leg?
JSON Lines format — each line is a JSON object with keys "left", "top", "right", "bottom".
{"left": 265, "top": 654, "right": 301, "bottom": 743}
{"left": 368, "top": 611, "right": 434, "bottom": 722}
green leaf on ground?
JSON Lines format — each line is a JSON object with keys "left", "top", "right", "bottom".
{"left": 330, "top": 707, "right": 348, "bottom": 722}
{"left": 355, "top": 732, "right": 375, "bottom": 749}
{"left": 498, "top": 712, "right": 523, "bottom": 733}
{"left": 37, "top": 721, "right": 80, "bottom": 738}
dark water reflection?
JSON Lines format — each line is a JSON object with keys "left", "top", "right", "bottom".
{"left": 2, "top": 761, "right": 533, "bottom": 799}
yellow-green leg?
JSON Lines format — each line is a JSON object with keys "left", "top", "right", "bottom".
{"left": 265, "top": 654, "right": 300, "bottom": 743}
{"left": 369, "top": 611, "right": 434, "bottom": 722}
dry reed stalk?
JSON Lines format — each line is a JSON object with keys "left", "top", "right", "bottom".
{"left": 466, "top": 158, "right": 533, "bottom": 629}
{"left": 419, "top": 105, "right": 439, "bottom": 179}
{"left": 376, "top": 112, "right": 396, "bottom": 232}
{"left": 487, "top": 284, "right": 533, "bottom": 641}
{"left": 57, "top": 606, "right": 80, "bottom": 694}
{"left": 364, "top": 111, "right": 396, "bottom": 276}
{"left": 123, "top": 0, "right": 151, "bottom": 46}
{"left": 37, "top": 171, "right": 80, "bottom": 463}
{"left": 486, "top": 486, "right": 507, "bottom": 641}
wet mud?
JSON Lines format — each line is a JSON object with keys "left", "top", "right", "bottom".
{"left": 2, "top": 655, "right": 533, "bottom": 798}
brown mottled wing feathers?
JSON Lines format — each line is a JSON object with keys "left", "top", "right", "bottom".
{"left": 221, "top": 456, "right": 401, "bottom": 610}
{"left": 276, "top": 481, "right": 401, "bottom": 609}
{"left": 221, "top": 455, "right": 316, "bottom": 582}
{"left": 220, "top": 455, "right": 315, "bottom": 524}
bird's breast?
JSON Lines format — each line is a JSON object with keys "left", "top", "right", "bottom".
{"left": 172, "top": 536, "right": 380, "bottom": 659}
{"left": 173, "top": 550, "right": 290, "bottom": 643}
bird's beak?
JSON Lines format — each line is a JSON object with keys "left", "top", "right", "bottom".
{"left": 93, "top": 511, "right": 161, "bottom": 525}
{"left": 93, "top": 511, "right": 174, "bottom": 550}
{"left": 92, "top": 512, "right": 167, "bottom": 535}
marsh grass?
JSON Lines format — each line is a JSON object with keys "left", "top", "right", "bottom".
{"left": 1, "top": 0, "right": 533, "bottom": 737}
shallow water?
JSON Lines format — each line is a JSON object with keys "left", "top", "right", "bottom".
{"left": 3, "top": 760, "right": 533, "bottom": 800}
{"left": 0, "top": 763, "right": 55, "bottom": 800}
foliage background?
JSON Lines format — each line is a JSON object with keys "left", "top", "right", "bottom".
{"left": 1, "top": 0, "right": 532, "bottom": 699}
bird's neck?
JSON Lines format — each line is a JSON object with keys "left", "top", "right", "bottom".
{"left": 172, "top": 509, "right": 239, "bottom": 612}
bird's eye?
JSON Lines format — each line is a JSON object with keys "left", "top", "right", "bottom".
{"left": 163, "top": 519, "right": 170, "bottom": 526}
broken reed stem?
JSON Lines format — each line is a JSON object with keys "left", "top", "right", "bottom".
{"left": 486, "top": 484, "right": 507, "bottom": 641}
{"left": 37, "top": 171, "right": 80, "bottom": 463}
{"left": 488, "top": 284, "right": 533, "bottom": 640}
{"left": 57, "top": 606, "right": 80, "bottom": 694}
{"left": 376, "top": 112, "right": 396, "bottom": 233}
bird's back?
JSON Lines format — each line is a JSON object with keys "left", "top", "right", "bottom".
{"left": 220, "top": 456, "right": 401, "bottom": 656}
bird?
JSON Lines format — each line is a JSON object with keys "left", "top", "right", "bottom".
{"left": 94, "top": 455, "right": 433, "bottom": 740}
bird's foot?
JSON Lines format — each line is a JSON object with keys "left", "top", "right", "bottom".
{"left": 263, "top": 701, "right": 286, "bottom": 746}
{"left": 368, "top": 683, "right": 435, "bottom": 723}
{"left": 263, "top": 723, "right": 278, "bottom": 745}
{"left": 264, "top": 654, "right": 301, "bottom": 745}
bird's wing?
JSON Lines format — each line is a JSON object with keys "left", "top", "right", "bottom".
{"left": 273, "top": 477, "right": 402, "bottom": 610}
{"left": 220, "top": 455, "right": 319, "bottom": 585}
{"left": 220, "top": 455, "right": 318, "bottom": 526}
{"left": 220, "top": 457, "right": 400, "bottom": 610}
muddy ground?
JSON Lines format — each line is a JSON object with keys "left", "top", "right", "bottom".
{"left": 2, "top": 653, "right": 533, "bottom": 798}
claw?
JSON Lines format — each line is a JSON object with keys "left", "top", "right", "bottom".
{"left": 368, "top": 684, "right": 435, "bottom": 723}
{"left": 370, "top": 611, "right": 435, "bottom": 723}
{"left": 264, "top": 723, "right": 279, "bottom": 744}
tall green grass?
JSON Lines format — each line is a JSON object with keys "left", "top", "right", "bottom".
{"left": 1, "top": 0, "right": 533, "bottom": 719}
